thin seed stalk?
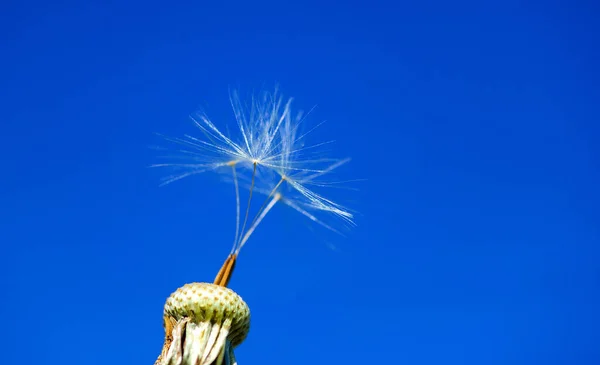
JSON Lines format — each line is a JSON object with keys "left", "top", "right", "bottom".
{"left": 237, "top": 194, "right": 280, "bottom": 252}
{"left": 230, "top": 164, "right": 241, "bottom": 253}
{"left": 237, "top": 162, "right": 257, "bottom": 250}
{"left": 245, "top": 176, "right": 284, "bottom": 235}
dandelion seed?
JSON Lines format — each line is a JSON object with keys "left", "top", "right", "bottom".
{"left": 154, "top": 89, "right": 353, "bottom": 257}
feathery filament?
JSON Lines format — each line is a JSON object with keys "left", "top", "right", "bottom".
{"left": 154, "top": 89, "right": 354, "bottom": 262}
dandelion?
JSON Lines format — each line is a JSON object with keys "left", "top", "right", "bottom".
{"left": 152, "top": 88, "right": 354, "bottom": 365}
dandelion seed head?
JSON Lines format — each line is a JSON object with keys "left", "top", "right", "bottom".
{"left": 153, "top": 88, "right": 357, "bottom": 365}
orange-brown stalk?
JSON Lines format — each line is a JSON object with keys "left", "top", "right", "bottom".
{"left": 213, "top": 254, "right": 237, "bottom": 287}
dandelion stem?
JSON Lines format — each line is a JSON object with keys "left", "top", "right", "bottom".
{"left": 237, "top": 194, "right": 281, "bottom": 253}
{"left": 230, "top": 164, "right": 241, "bottom": 254}
{"left": 213, "top": 253, "right": 237, "bottom": 287}
{"left": 237, "top": 161, "right": 257, "bottom": 250}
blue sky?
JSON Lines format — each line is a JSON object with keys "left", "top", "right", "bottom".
{"left": 1, "top": 1, "right": 599, "bottom": 364}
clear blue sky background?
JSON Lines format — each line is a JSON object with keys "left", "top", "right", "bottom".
{"left": 1, "top": 1, "right": 599, "bottom": 364}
